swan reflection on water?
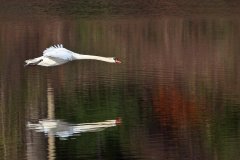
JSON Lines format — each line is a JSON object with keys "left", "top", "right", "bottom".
{"left": 27, "top": 118, "right": 121, "bottom": 139}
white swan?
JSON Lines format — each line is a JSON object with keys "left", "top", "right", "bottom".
{"left": 25, "top": 44, "right": 121, "bottom": 67}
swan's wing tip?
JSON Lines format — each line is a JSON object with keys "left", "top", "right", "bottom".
{"left": 46, "top": 44, "right": 64, "bottom": 49}
{"left": 49, "top": 44, "right": 64, "bottom": 48}
{"left": 43, "top": 44, "right": 64, "bottom": 54}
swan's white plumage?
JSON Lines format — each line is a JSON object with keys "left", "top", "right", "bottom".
{"left": 43, "top": 44, "right": 73, "bottom": 61}
{"left": 25, "top": 44, "right": 120, "bottom": 67}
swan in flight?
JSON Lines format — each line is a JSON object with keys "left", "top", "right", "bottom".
{"left": 25, "top": 44, "right": 121, "bottom": 67}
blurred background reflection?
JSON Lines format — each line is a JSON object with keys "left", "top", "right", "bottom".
{"left": 0, "top": 1, "right": 240, "bottom": 160}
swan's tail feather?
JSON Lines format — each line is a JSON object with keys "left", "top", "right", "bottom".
{"left": 24, "top": 58, "right": 43, "bottom": 67}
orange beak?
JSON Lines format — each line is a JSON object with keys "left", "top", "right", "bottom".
{"left": 115, "top": 59, "right": 122, "bottom": 64}
{"left": 115, "top": 117, "right": 122, "bottom": 125}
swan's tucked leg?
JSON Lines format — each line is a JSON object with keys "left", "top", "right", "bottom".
{"left": 24, "top": 58, "right": 43, "bottom": 67}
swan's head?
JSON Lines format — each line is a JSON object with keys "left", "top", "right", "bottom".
{"left": 115, "top": 117, "right": 122, "bottom": 125}
{"left": 113, "top": 57, "right": 121, "bottom": 64}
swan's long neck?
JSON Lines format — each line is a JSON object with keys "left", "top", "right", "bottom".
{"left": 72, "top": 53, "right": 114, "bottom": 63}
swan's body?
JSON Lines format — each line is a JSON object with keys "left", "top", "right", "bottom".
{"left": 25, "top": 44, "right": 121, "bottom": 67}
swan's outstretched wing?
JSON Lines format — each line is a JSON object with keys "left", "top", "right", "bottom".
{"left": 43, "top": 44, "right": 74, "bottom": 61}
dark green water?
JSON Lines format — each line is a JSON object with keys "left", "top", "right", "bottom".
{"left": 0, "top": 1, "right": 240, "bottom": 160}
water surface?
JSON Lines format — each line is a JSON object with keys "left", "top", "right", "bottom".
{"left": 0, "top": 1, "right": 240, "bottom": 160}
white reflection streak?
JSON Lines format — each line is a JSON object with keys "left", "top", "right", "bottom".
{"left": 47, "top": 81, "right": 55, "bottom": 160}
{"left": 28, "top": 81, "right": 121, "bottom": 160}
{"left": 27, "top": 118, "right": 120, "bottom": 138}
